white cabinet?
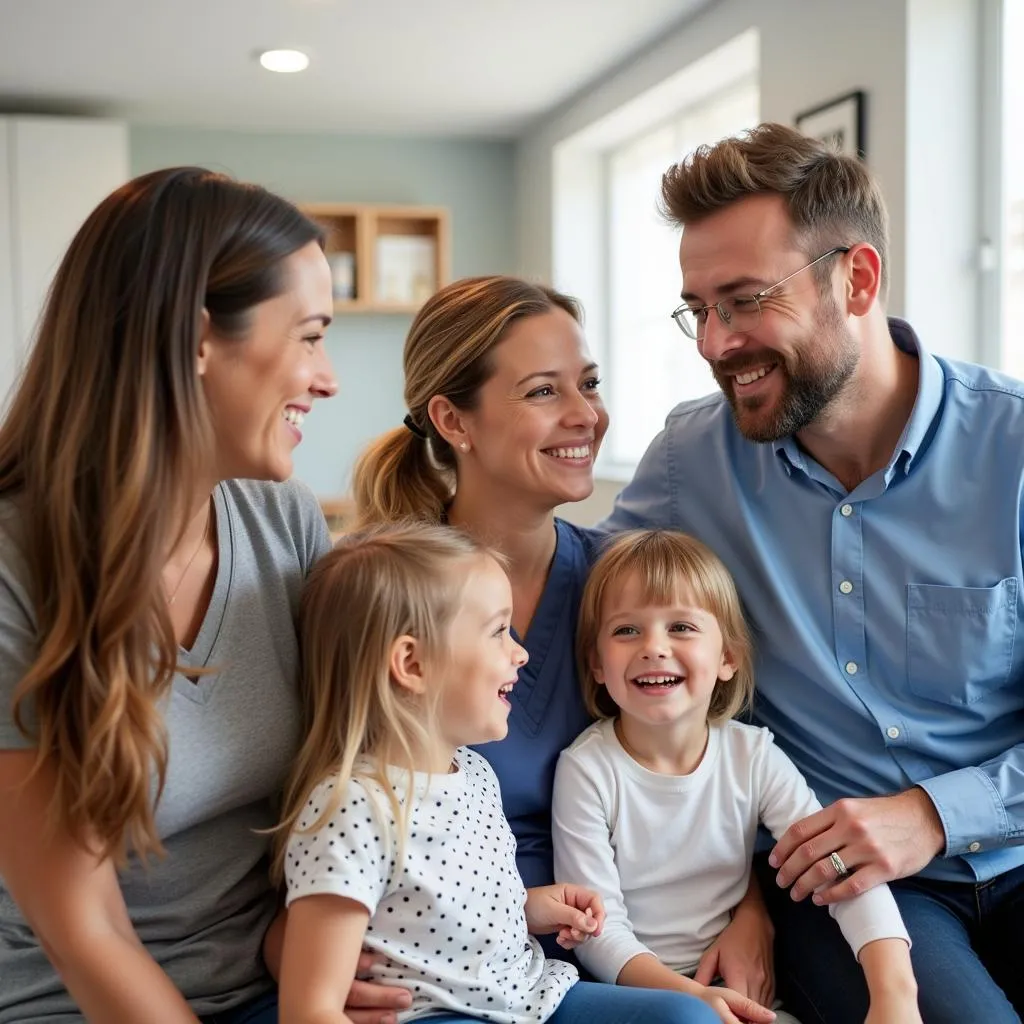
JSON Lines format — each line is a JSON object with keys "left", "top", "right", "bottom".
{"left": 0, "top": 116, "right": 129, "bottom": 403}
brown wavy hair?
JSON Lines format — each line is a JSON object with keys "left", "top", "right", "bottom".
{"left": 660, "top": 121, "right": 890, "bottom": 301}
{"left": 351, "top": 275, "right": 581, "bottom": 526}
{"left": 577, "top": 530, "right": 754, "bottom": 726}
{"left": 0, "top": 167, "right": 323, "bottom": 863}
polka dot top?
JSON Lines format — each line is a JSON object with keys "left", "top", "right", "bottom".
{"left": 284, "top": 748, "right": 578, "bottom": 1022}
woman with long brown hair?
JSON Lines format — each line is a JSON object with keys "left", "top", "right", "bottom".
{"left": 0, "top": 167, "right": 338, "bottom": 1022}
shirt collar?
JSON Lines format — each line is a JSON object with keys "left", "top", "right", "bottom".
{"left": 773, "top": 317, "right": 943, "bottom": 478}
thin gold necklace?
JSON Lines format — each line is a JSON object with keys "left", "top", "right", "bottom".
{"left": 166, "top": 506, "right": 212, "bottom": 606}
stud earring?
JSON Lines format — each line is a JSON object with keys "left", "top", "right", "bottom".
{"left": 459, "top": 442, "right": 469, "bottom": 452}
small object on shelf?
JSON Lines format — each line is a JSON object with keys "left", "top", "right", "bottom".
{"left": 375, "top": 235, "right": 437, "bottom": 305}
{"left": 327, "top": 251, "right": 356, "bottom": 301}
{"left": 298, "top": 202, "right": 450, "bottom": 314}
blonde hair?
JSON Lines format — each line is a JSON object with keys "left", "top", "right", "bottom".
{"left": 352, "top": 275, "right": 581, "bottom": 526}
{"left": 271, "top": 522, "right": 494, "bottom": 884}
{"left": 660, "top": 122, "right": 890, "bottom": 301}
{"left": 0, "top": 167, "right": 323, "bottom": 863}
{"left": 577, "top": 530, "right": 753, "bottom": 725}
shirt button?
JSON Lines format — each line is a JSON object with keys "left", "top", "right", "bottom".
{"left": 886, "top": 726, "right": 900, "bottom": 739}
{"left": 840, "top": 503, "right": 854, "bottom": 517}
{"left": 968, "top": 841, "right": 981, "bottom": 853}
{"left": 845, "top": 661, "right": 858, "bottom": 675}
{"left": 839, "top": 580, "right": 854, "bottom": 594}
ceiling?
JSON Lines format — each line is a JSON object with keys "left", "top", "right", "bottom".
{"left": 0, "top": 0, "right": 712, "bottom": 137}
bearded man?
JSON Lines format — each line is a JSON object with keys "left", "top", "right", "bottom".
{"left": 601, "top": 122, "right": 1024, "bottom": 1024}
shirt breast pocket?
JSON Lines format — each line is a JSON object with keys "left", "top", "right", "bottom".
{"left": 906, "top": 579, "right": 1018, "bottom": 705}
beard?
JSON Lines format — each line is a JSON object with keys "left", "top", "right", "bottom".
{"left": 711, "top": 295, "right": 859, "bottom": 443}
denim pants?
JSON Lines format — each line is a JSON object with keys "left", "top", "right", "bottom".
{"left": 207, "top": 982, "right": 720, "bottom": 1024}
{"left": 201, "top": 990, "right": 278, "bottom": 1024}
{"left": 423, "top": 980, "right": 720, "bottom": 1023}
{"left": 754, "top": 852, "right": 1024, "bottom": 1024}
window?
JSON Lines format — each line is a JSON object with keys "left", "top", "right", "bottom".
{"left": 604, "top": 82, "right": 758, "bottom": 470}
{"left": 552, "top": 29, "right": 759, "bottom": 480}
{"left": 1001, "top": 0, "right": 1024, "bottom": 377}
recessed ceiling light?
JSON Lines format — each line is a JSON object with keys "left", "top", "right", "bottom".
{"left": 259, "top": 49, "right": 310, "bottom": 73}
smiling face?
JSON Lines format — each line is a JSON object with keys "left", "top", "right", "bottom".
{"left": 457, "top": 307, "right": 609, "bottom": 509}
{"left": 435, "top": 553, "right": 528, "bottom": 749}
{"left": 590, "top": 572, "right": 736, "bottom": 734}
{"left": 679, "top": 194, "right": 859, "bottom": 443}
{"left": 199, "top": 240, "right": 338, "bottom": 481}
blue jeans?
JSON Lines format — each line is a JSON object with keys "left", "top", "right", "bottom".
{"left": 201, "top": 990, "right": 278, "bottom": 1024}
{"left": 423, "top": 980, "right": 719, "bottom": 1023}
{"left": 754, "top": 853, "right": 1024, "bottom": 1024}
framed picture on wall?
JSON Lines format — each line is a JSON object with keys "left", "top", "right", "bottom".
{"left": 795, "top": 90, "right": 866, "bottom": 159}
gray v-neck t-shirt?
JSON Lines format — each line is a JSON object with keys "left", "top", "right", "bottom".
{"left": 0, "top": 478, "right": 332, "bottom": 1022}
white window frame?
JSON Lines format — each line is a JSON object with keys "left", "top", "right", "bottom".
{"left": 551, "top": 29, "right": 760, "bottom": 481}
{"left": 598, "top": 76, "right": 759, "bottom": 478}
{"left": 979, "top": 0, "right": 1004, "bottom": 369}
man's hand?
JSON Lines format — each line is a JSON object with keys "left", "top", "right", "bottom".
{"left": 769, "top": 788, "right": 945, "bottom": 904}
{"left": 344, "top": 951, "right": 413, "bottom": 1024}
{"left": 696, "top": 985, "right": 777, "bottom": 1024}
{"left": 694, "top": 890, "right": 775, "bottom": 1004}
{"left": 524, "top": 883, "right": 604, "bottom": 949}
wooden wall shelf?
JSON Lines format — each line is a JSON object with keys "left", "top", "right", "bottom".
{"left": 299, "top": 202, "right": 450, "bottom": 315}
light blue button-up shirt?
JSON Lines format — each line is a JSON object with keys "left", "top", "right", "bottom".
{"left": 600, "top": 318, "right": 1024, "bottom": 882}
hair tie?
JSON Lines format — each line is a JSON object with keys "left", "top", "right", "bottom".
{"left": 403, "top": 413, "right": 428, "bottom": 440}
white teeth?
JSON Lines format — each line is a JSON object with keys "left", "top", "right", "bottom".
{"left": 735, "top": 367, "right": 769, "bottom": 386}
{"left": 633, "top": 675, "right": 681, "bottom": 686}
{"left": 283, "top": 408, "right": 306, "bottom": 427}
{"left": 499, "top": 683, "right": 514, "bottom": 696}
{"left": 546, "top": 445, "right": 591, "bottom": 460}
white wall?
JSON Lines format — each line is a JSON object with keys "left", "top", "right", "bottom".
{"left": 0, "top": 128, "right": 13, "bottom": 398}
{"left": 517, "top": 0, "right": 984, "bottom": 363}
{"left": 0, "top": 117, "right": 129, "bottom": 401}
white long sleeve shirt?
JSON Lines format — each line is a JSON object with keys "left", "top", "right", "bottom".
{"left": 552, "top": 718, "right": 909, "bottom": 984}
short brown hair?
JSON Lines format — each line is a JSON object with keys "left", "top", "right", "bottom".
{"left": 660, "top": 122, "right": 890, "bottom": 300}
{"left": 577, "top": 530, "right": 754, "bottom": 725}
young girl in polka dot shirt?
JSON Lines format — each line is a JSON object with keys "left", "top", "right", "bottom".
{"left": 271, "top": 523, "right": 721, "bottom": 1024}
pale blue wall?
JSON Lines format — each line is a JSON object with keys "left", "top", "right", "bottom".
{"left": 131, "top": 126, "right": 517, "bottom": 496}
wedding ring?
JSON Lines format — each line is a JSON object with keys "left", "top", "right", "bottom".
{"left": 829, "top": 851, "right": 849, "bottom": 878}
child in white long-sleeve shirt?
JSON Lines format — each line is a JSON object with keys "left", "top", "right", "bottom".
{"left": 552, "top": 529, "right": 921, "bottom": 1024}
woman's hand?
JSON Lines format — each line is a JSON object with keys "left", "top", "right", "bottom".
{"left": 524, "top": 883, "right": 604, "bottom": 949}
{"left": 694, "top": 878, "right": 775, "bottom": 1004}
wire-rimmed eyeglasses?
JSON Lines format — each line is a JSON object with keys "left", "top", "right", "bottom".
{"left": 670, "top": 246, "right": 851, "bottom": 341}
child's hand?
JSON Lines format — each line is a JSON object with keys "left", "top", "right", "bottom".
{"left": 697, "top": 984, "right": 776, "bottom": 1024}
{"left": 524, "top": 883, "right": 605, "bottom": 949}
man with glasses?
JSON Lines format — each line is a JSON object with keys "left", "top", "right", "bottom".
{"left": 600, "top": 122, "right": 1024, "bottom": 1023}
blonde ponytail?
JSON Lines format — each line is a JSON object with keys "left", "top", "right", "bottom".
{"left": 351, "top": 426, "right": 450, "bottom": 528}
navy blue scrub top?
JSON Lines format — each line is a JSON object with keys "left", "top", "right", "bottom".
{"left": 472, "top": 518, "right": 601, "bottom": 889}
